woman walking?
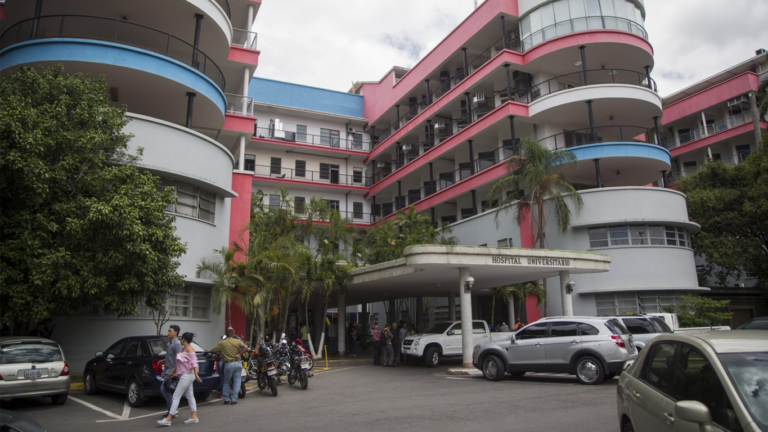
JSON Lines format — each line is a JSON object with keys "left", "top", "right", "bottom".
{"left": 158, "top": 332, "right": 202, "bottom": 426}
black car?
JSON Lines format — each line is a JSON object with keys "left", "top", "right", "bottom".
{"left": 737, "top": 316, "right": 768, "bottom": 330}
{"left": 82, "top": 336, "right": 220, "bottom": 407}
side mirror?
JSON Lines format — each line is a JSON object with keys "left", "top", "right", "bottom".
{"left": 95, "top": 351, "right": 103, "bottom": 358}
{"left": 509, "top": 335, "right": 516, "bottom": 344}
{"left": 447, "top": 330, "right": 455, "bottom": 336}
{"left": 676, "top": 401, "right": 712, "bottom": 424}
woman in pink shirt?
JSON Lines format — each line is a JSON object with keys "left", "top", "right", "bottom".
{"left": 372, "top": 325, "right": 381, "bottom": 366}
{"left": 158, "top": 332, "right": 202, "bottom": 426}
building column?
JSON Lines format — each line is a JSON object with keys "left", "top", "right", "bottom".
{"left": 425, "top": 79, "right": 431, "bottom": 105}
{"left": 468, "top": 140, "right": 475, "bottom": 175}
{"left": 185, "top": 92, "right": 196, "bottom": 128}
{"left": 462, "top": 48, "right": 469, "bottom": 79}
{"left": 416, "top": 296, "right": 424, "bottom": 329}
{"left": 471, "top": 190, "right": 477, "bottom": 216}
{"left": 313, "top": 295, "right": 325, "bottom": 350}
{"left": 707, "top": 146, "right": 714, "bottom": 160}
{"left": 431, "top": 208, "right": 435, "bottom": 225}
{"left": 31, "top": 0, "right": 43, "bottom": 38}
{"left": 426, "top": 120, "right": 433, "bottom": 148}
{"left": 586, "top": 100, "right": 595, "bottom": 140}
{"left": 337, "top": 291, "right": 347, "bottom": 356}
{"left": 508, "top": 116, "right": 516, "bottom": 154}
{"left": 192, "top": 14, "right": 204, "bottom": 68}
{"left": 448, "top": 291, "right": 456, "bottom": 321}
{"left": 247, "top": 5, "right": 255, "bottom": 46}
{"left": 458, "top": 268, "right": 473, "bottom": 368}
{"left": 507, "top": 293, "right": 516, "bottom": 328}
{"left": 579, "top": 45, "right": 588, "bottom": 85}
{"left": 395, "top": 105, "right": 400, "bottom": 129}
{"left": 428, "top": 162, "right": 434, "bottom": 194}
{"left": 644, "top": 65, "right": 651, "bottom": 84}
{"left": 242, "top": 67, "right": 251, "bottom": 114}
{"left": 594, "top": 159, "right": 603, "bottom": 188}
{"left": 749, "top": 92, "right": 762, "bottom": 145}
{"left": 464, "top": 92, "right": 472, "bottom": 123}
{"left": 661, "top": 170, "right": 667, "bottom": 188}
{"left": 397, "top": 181, "right": 402, "bottom": 210}
{"left": 559, "top": 271, "right": 573, "bottom": 316}
{"left": 500, "top": 16, "right": 507, "bottom": 50}
{"left": 238, "top": 135, "right": 245, "bottom": 170}
{"left": 653, "top": 116, "right": 661, "bottom": 145}
{"left": 701, "top": 111, "right": 709, "bottom": 136}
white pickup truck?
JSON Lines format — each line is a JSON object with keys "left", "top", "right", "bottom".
{"left": 401, "top": 320, "right": 512, "bottom": 367}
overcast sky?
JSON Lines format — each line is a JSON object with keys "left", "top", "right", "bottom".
{"left": 252, "top": 0, "right": 768, "bottom": 97}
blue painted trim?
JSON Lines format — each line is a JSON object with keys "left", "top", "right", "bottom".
{"left": 0, "top": 39, "right": 226, "bottom": 115}
{"left": 561, "top": 142, "right": 671, "bottom": 165}
{"left": 249, "top": 77, "right": 364, "bottom": 118}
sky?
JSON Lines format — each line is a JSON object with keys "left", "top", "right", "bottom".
{"left": 252, "top": 0, "right": 768, "bottom": 97}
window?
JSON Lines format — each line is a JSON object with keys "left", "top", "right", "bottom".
{"left": 270, "top": 157, "right": 282, "bottom": 175}
{"left": 589, "top": 225, "right": 690, "bottom": 249}
{"left": 0, "top": 342, "right": 63, "bottom": 364}
{"left": 736, "top": 144, "right": 751, "bottom": 162}
{"left": 609, "top": 226, "right": 629, "bottom": 246}
{"left": 353, "top": 202, "right": 363, "bottom": 219}
{"left": 294, "top": 196, "right": 306, "bottom": 214}
{"left": 326, "top": 200, "right": 340, "bottom": 211}
{"left": 352, "top": 133, "right": 363, "bottom": 150}
{"left": 472, "top": 322, "right": 487, "bottom": 334}
{"left": 550, "top": 322, "right": 579, "bottom": 337}
{"left": 621, "top": 318, "right": 656, "bottom": 334}
{"left": 268, "top": 194, "right": 280, "bottom": 209}
{"left": 295, "top": 160, "right": 306, "bottom": 178}
{"left": 320, "top": 163, "right": 330, "bottom": 180}
{"left": 106, "top": 339, "right": 128, "bottom": 357}
{"left": 167, "top": 286, "right": 210, "bottom": 319}
{"left": 448, "top": 323, "right": 462, "bottom": 335}
{"left": 161, "top": 179, "right": 217, "bottom": 223}
{"left": 497, "top": 238, "right": 512, "bottom": 248}
{"left": 640, "top": 342, "right": 676, "bottom": 395}
{"left": 320, "top": 128, "right": 340, "bottom": 147}
{"left": 296, "top": 125, "right": 307, "bottom": 142}
{"left": 597, "top": 291, "right": 684, "bottom": 316}
{"left": 719, "top": 352, "right": 768, "bottom": 431}
{"left": 123, "top": 339, "right": 140, "bottom": 358}
{"left": 353, "top": 167, "right": 363, "bottom": 184}
{"left": 199, "top": 190, "right": 215, "bottom": 222}
{"left": 244, "top": 154, "right": 255, "bottom": 171}
{"left": 578, "top": 323, "right": 599, "bottom": 336}
{"left": 176, "top": 182, "right": 198, "bottom": 217}
{"left": 516, "top": 323, "right": 547, "bottom": 340}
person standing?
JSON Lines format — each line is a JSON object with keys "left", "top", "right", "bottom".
{"left": 28, "top": 322, "right": 48, "bottom": 337}
{"left": 498, "top": 322, "right": 510, "bottom": 332}
{"left": 157, "top": 332, "right": 201, "bottom": 426}
{"left": 159, "top": 325, "right": 181, "bottom": 418}
{"left": 381, "top": 324, "right": 394, "bottom": 367}
{"left": 390, "top": 322, "right": 400, "bottom": 367}
{"left": 514, "top": 318, "right": 525, "bottom": 331}
{"left": 211, "top": 328, "right": 247, "bottom": 405}
{"left": 398, "top": 323, "right": 408, "bottom": 363}
{"left": 300, "top": 322, "right": 308, "bottom": 347}
{"left": 372, "top": 325, "right": 381, "bottom": 365}
{"left": 328, "top": 318, "right": 338, "bottom": 355}
{"left": 348, "top": 321, "right": 358, "bottom": 357}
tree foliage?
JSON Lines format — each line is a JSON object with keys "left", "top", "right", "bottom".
{"left": 0, "top": 65, "right": 185, "bottom": 325}
{"left": 678, "top": 136, "right": 768, "bottom": 289}
{"left": 665, "top": 294, "right": 732, "bottom": 328}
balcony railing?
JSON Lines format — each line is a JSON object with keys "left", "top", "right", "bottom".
{"left": 214, "top": 0, "right": 231, "bottom": 18}
{"left": 666, "top": 150, "right": 752, "bottom": 185}
{"left": 537, "top": 125, "right": 664, "bottom": 150}
{"left": 522, "top": 16, "right": 648, "bottom": 52}
{"left": 0, "top": 15, "right": 226, "bottom": 91}
{"left": 232, "top": 28, "right": 258, "bottom": 50}
{"left": 253, "top": 164, "right": 371, "bottom": 187}
{"left": 662, "top": 112, "right": 752, "bottom": 150}
{"left": 293, "top": 210, "right": 374, "bottom": 224}
{"left": 254, "top": 124, "right": 372, "bottom": 152}
{"left": 225, "top": 93, "right": 255, "bottom": 116}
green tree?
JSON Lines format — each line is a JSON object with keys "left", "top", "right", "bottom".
{"left": 678, "top": 136, "right": 768, "bottom": 289}
{"left": 665, "top": 294, "right": 732, "bottom": 328}
{"left": 509, "top": 281, "right": 546, "bottom": 322}
{"left": 196, "top": 247, "right": 239, "bottom": 327}
{"left": 0, "top": 65, "right": 185, "bottom": 327}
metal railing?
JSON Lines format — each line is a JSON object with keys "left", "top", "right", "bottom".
{"left": 537, "top": 125, "right": 664, "bottom": 150}
{"left": 662, "top": 112, "right": 752, "bottom": 150}
{"left": 0, "top": 15, "right": 226, "bottom": 92}
{"left": 293, "top": 210, "right": 374, "bottom": 223}
{"left": 254, "top": 124, "right": 372, "bottom": 152}
{"left": 232, "top": 28, "right": 257, "bottom": 49}
{"left": 666, "top": 150, "right": 752, "bottom": 185}
{"left": 253, "top": 164, "right": 371, "bottom": 187}
{"left": 213, "top": 0, "right": 231, "bottom": 18}
{"left": 522, "top": 16, "right": 648, "bottom": 51}
{"left": 225, "top": 93, "right": 255, "bottom": 116}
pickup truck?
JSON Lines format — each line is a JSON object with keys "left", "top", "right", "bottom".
{"left": 646, "top": 313, "right": 731, "bottom": 333}
{"left": 401, "top": 320, "right": 512, "bottom": 367}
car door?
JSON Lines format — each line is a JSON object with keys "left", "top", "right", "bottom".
{"left": 110, "top": 339, "right": 141, "bottom": 390}
{"left": 544, "top": 321, "right": 581, "bottom": 372}
{"left": 94, "top": 339, "right": 128, "bottom": 389}
{"left": 506, "top": 323, "right": 548, "bottom": 371}
{"left": 628, "top": 341, "right": 677, "bottom": 432}
{"left": 444, "top": 323, "right": 463, "bottom": 355}
{"left": 664, "top": 343, "right": 742, "bottom": 432}
{"left": 472, "top": 321, "right": 490, "bottom": 345}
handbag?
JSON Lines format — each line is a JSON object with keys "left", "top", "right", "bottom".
{"left": 164, "top": 376, "right": 179, "bottom": 391}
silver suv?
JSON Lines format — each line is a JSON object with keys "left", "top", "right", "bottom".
{"left": 472, "top": 317, "right": 637, "bottom": 385}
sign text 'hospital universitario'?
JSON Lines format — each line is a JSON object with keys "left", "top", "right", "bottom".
{"left": 491, "top": 256, "right": 571, "bottom": 267}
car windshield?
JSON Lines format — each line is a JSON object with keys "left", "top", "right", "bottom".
{"left": 649, "top": 317, "right": 673, "bottom": 333}
{"left": 149, "top": 339, "right": 205, "bottom": 355}
{"left": 424, "top": 323, "right": 453, "bottom": 334}
{"left": 718, "top": 352, "right": 768, "bottom": 431}
{"left": 605, "top": 319, "right": 630, "bottom": 335}
{"left": 0, "top": 342, "right": 63, "bottom": 364}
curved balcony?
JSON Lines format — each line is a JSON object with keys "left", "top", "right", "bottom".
{"left": 522, "top": 16, "right": 647, "bottom": 51}
{"left": 0, "top": 15, "right": 226, "bottom": 92}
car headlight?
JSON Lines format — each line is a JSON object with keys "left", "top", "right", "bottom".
{"left": 412, "top": 338, "right": 421, "bottom": 347}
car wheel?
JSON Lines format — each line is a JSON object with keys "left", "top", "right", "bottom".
{"left": 51, "top": 392, "right": 68, "bottom": 405}
{"left": 126, "top": 379, "right": 147, "bottom": 407}
{"left": 195, "top": 391, "right": 211, "bottom": 401}
{"left": 509, "top": 371, "right": 526, "bottom": 378}
{"left": 575, "top": 356, "right": 604, "bottom": 385}
{"left": 622, "top": 419, "right": 635, "bottom": 432}
{"left": 482, "top": 355, "right": 504, "bottom": 381}
{"left": 424, "top": 347, "right": 440, "bottom": 368}
{"left": 83, "top": 370, "right": 98, "bottom": 395}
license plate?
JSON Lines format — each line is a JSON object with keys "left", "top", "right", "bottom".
{"left": 301, "top": 364, "right": 309, "bottom": 370}
{"left": 267, "top": 369, "right": 276, "bottom": 376}
{"left": 24, "top": 369, "right": 42, "bottom": 379}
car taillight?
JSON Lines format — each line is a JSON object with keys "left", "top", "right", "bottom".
{"left": 213, "top": 360, "right": 219, "bottom": 372}
{"left": 60, "top": 362, "right": 70, "bottom": 376}
{"left": 152, "top": 359, "right": 165, "bottom": 374}
{"left": 0, "top": 373, "right": 3, "bottom": 380}
{"left": 611, "top": 335, "right": 626, "bottom": 348}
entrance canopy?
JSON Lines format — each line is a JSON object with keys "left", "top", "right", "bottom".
{"left": 347, "top": 245, "right": 611, "bottom": 304}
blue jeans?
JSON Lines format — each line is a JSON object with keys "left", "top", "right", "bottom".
{"left": 373, "top": 341, "right": 381, "bottom": 365}
{"left": 218, "top": 359, "right": 225, "bottom": 391}
{"left": 160, "top": 374, "right": 174, "bottom": 411}
{"left": 349, "top": 337, "right": 357, "bottom": 355}
{"left": 222, "top": 362, "right": 242, "bottom": 402}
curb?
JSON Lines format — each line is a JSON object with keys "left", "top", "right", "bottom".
{"left": 446, "top": 368, "right": 481, "bottom": 376}
{"left": 70, "top": 382, "right": 84, "bottom": 390}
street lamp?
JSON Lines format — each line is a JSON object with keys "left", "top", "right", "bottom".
{"left": 566, "top": 280, "right": 575, "bottom": 294}
{"left": 464, "top": 276, "right": 475, "bottom": 293}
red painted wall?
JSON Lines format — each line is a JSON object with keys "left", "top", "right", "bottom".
{"left": 228, "top": 173, "right": 253, "bottom": 337}
{"left": 663, "top": 72, "right": 759, "bottom": 124}
{"left": 223, "top": 114, "right": 256, "bottom": 134}
{"left": 670, "top": 121, "right": 767, "bottom": 158}
{"left": 228, "top": 46, "right": 260, "bottom": 66}
{"left": 526, "top": 293, "right": 541, "bottom": 323}
{"left": 518, "top": 206, "right": 535, "bottom": 248}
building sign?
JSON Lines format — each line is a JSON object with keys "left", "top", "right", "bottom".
{"left": 491, "top": 256, "right": 571, "bottom": 267}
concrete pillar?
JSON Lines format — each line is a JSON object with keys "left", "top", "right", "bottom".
{"left": 749, "top": 92, "right": 762, "bottom": 146}
{"left": 507, "top": 293, "right": 516, "bottom": 328}
{"left": 701, "top": 111, "right": 709, "bottom": 136}
{"left": 707, "top": 146, "right": 713, "bottom": 160}
{"left": 238, "top": 135, "right": 245, "bottom": 170}
{"left": 458, "top": 267, "right": 473, "bottom": 368}
{"left": 559, "top": 271, "right": 573, "bottom": 316}
{"left": 246, "top": 5, "right": 255, "bottom": 46}
{"left": 416, "top": 296, "right": 424, "bottom": 329}
{"left": 388, "top": 299, "right": 396, "bottom": 325}
{"left": 337, "top": 291, "right": 347, "bottom": 355}
{"left": 242, "top": 67, "right": 251, "bottom": 113}
{"left": 448, "top": 291, "right": 456, "bottom": 322}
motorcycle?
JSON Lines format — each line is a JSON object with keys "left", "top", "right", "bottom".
{"left": 273, "top": 338, "right": 291, "bottom": 383}
{"left": 251, "top": 344, "right": 278, "bottom": 396}
{"left": 286, "top": 341, "right": 310, "bottom": 390}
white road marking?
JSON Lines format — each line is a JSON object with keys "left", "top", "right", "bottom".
{"left": 120, "top": 401, "right": 131, "bottom": 419}
{"left": 95, "top": 396, "right": 227, "bottom": 423}
{"left": 311, "top": 366, "right": 364, "bottom": 376}
{"left": 69, "top": 396, "right": 123, "bottom": 420}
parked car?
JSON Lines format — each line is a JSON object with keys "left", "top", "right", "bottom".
{"left": 617, "top": 331, "right": 768, "bottom": 432}
{"left": 736, "top": 317, "right": 768, "bottom": 330}
{"left": 0, "top": 337, "right": 70, "bottom": 405}
{"left": 647, "top": 312, "right": 731, "bottom": 332}
{"left": 82, "top": 336, "right": 220, "bottom": 407}
{"left": 0, "top": 409, "right": 47, "bottom": 432}
{"left": 401, "top": 320, "right": 511, "bottom": 367}
{"left": 473, "top": 317, "right": 637, "bottom": 384}
{"left": 606, "top": 315, "right": 673, "bottom": 352}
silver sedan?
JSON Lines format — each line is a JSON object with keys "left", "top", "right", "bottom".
{"left": 0, "top": 337, "right": 71, "bottom": 404}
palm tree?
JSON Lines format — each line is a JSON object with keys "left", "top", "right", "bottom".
{"left": 510, "top": 281, "right": 546, "bottom": 323}
{"left": 196, "top": 247, "right": 237, "bottom": 327}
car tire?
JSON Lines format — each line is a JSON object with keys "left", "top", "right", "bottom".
{"left": 482, "top": 355, "right": 504, "bottom": 381}
{"left": 51, "top": 392, "right": 68, "bottom": 405}
{"left": 424, "top": 347, "right": 440, "bottom": 368}
{"left": 622, "top": 419, "right": 635, "bottom": 432}
{"left": 509, "top": 371, "right": 526, "bottom": 378}
{"left": 83, "top": 370, "right": 98, "bottom": 395}
{"left": 195, "top": 391, "right": 211, "bottom": 401}
{"left": 575, "top": 356, "right": 604, "bottom": 385}
{"left": 126, "top": 378, "right": 147, "bottom": 407}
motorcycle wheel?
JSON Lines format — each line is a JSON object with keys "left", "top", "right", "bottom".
{"left": 306, "top": 358, "right": 314, "bottom": 371}
{"left": 300, "top": 372, "right": 308, "bottom": 390}
{"left": 257, "top": 374, "right": 267, "bottom": 390}
{"left": 238, "top": 382, "right": 246, "bottom": 399}
{"left": 269, "top": 378, "right": 278, "bottom": 397}
{"left": 287, "top": 370, "right": 296, "bottom": 386}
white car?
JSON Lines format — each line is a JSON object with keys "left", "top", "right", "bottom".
{"left": 0, "top": 337, "right": 71, "bottom": 404}
{"left": 401, "top": 320, "right": 511, "bottom": 367}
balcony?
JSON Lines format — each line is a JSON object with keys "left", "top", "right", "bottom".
{"left": 253, "top": 164, "right": 370, "bottom": 188}
{"left": 0, "top": 15, "right": 226, "bottom": 91}
{"left": 254, "top": 120, "right": 372, "bottom": 152}
{"left": 666, "top": 149, "right": 752, "bottom": 185}
{"left": 538, "top": 125, "right": 664, "bottom": 150}
{"left": 662, "top": 111, "right": 752, "bottom": 150}
{"left": 232, "top": 28, "right": 257, "bottom": 50}
{"left": 225, "top": 93, "right": 255, "bottom": 116}
{"left": 521, "top": 16, "right": 648, "bottom": 52}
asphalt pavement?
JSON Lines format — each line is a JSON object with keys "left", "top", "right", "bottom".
{"left": 1, "top": 357, "right": 620, "bottom": 432}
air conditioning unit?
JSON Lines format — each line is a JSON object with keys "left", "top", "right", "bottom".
{"left": 348, "top": 127, "right": 355, "bottom": 133}
{"left": 377, "top": 161, "right": 387, "bottom": 168}
{"left": 434, "top": 120, "right": 446, "bottom": 130}
{"left": 401, "top": 143, "right": 412, "bottom": 151}
{"left": 473, "top": 93, "right": 486, "bottom": 105}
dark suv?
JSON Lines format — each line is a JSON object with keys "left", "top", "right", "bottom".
{"left": 83, "top": 336, "right": 220, "bottom": 407}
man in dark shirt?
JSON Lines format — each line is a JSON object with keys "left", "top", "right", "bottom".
{"left": 160, "top": 325, "right": 181, "bottom": 418}
{"left": 28, "top": 322, "right": 47, "bottom": 337}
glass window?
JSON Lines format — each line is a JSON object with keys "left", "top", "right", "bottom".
{"left": 294, "top": 196, "right": 306, "bottom": 214}
{"left": 578, "top": 323, "right": 600, "bottom": 336}
{"left": 648, "top": 225, "right": 665, "bottom": 245}
{"left": 353, "top": 167, "right": 363, "bottom": 183}
{"left": 616, "top": 292, "right": 639, "bottom": 314}
{"left": 448, "top": 323, "right": 462, "bottom": 335}
{"left": 268, "top": 194, "right": 280, "bottom": 209}
{"left": 296, "top": 125, "right": 307, "bottom": 142}
{"left": 622, "top": 318, "right": 656, "bottom": 334}
{"left": 586, "top": 0, "right": 602, "bottom": 15}
{"left": 665, "top": 226, "right": 678, "bottom": 246}
{"left": 674, "top": 345, "right": 741, "bottom": 431}
{"left": 516, "top": 323, "right": 547, "bottom": 340}
{"left": 270, "top": 157, "right": 282, "bottom": 175}
{"left": 352, "top": 133, "right": 363, "bottom": 150}
{"left": 719, "top": 352, "right": 768, "bottom": 432}
{"left": 528, "top": 9, "right": 542, "bottom": 33}
{"left": 539, "top": 3, "right": 556, "bottom": 40}
{"left": 123, "top": 339, "right": 140, "bottom": 357}
{"left": 554, "top": 0, "right": 571, "bottom": 35}
{"left": 320, "top": 129, "right": 340, "bottom": 147}
{"left": 320, "top": 163, "right": 330, "bottom": 180}
{"left": 295, "top": 160, "right": 306, "bottom": 178}
{"left": 148, "top": 339, "right": 170, "bottom": 355}
{"left": 168, "top": 286, "right": 210, "bottom": 319}
{"left": 520, "top": 15, "right": 532, "bottom": 39}
{"left": 199, "top": 190, "right": 215, "bottom": 223}
{"left": 641, "top": 342, "right": 676, "bottom": 395}
{"left": 630, "top": 225, "right": 649, "bottom": 245}
{"left": 106, "top": 339, "right": 128, "bottom": 356}
{"left": 353, "top": 202, "right": 363, "bottom": 219}
{"left": 650, "top": 317, "right": 673, "bottom": 333}
{"left": 589, "top": 227, "right": 609, "bottom": 248}
{"left": 244, "top": 154, "right": 256, "bottom": 171}
{"left": 176, "top": 182, "right": 197, "bottom": 217}
{"left": 0, "top": 342, "right": 63, "bottom": 364}
{"left": 550, "top": 322, "right": 579, "bottom": 337}
{"left": 327, "top": 200, "right": 340, "bottom": 211}
{"left": 609, "top": 226, "right": 629, "bottom": 246}
{"left": 472, "top": 322, "right": 487, "bottom": 334}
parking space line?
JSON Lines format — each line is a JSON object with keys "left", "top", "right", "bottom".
{"left": 121, "top": 401, "right": 131, "bottom": 419}
{"left": 69, "top": 396, "right": 123, "bottom": 420}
